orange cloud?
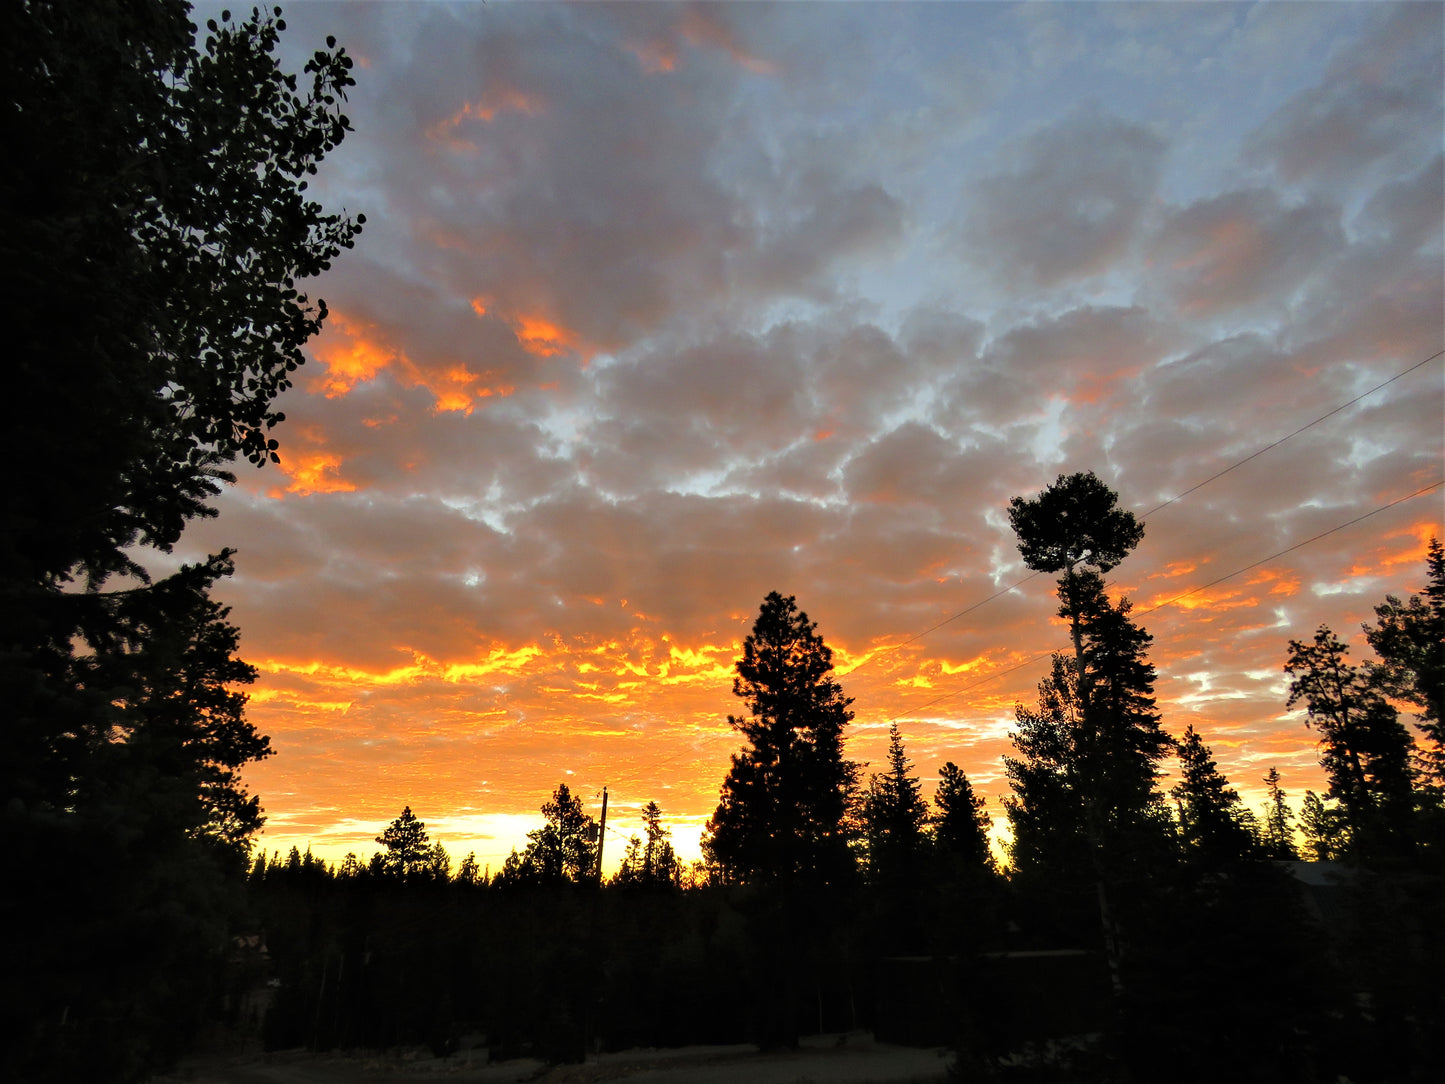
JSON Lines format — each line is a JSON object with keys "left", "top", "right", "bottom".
{"left": 511, "top": 312, "right": 587, "bottom": 359}
{"left": 309, "top": 309, "right": 517, "bottom": 414}
{"left": 678, "top": 8, "right": 777, "bottom": 75}
{"left": 1069, "top": 367, "right": 1141, "bottom": 405}
{"left": 426, "top": 87, "right": 545, "bottom": 149}
{"left": 1146, "top": 582, "right": 1259, "bottom": 614}
{"left": 626, "top": 38, "right": 680, "bottom": 75}
{"left": 258, "top": 644, "right": 544, "bottom": 689}
{"left": 1147, "top": 560, "right": 1200, "bottom": 581}
{"left": 1246, "top": 567, "right": 1301, "bottom": 597}
{"left": 271, "top": 424, "right": 357, "bottom": 497}
{"left": 469, "top": 296, "right": 590, "bottom": 361}
{"left": 625, "top": 8, "right": 777, "bottom": 76}
{"left": 310, "top": 313, "right": 396, "bottom": 398}
{"left": 1349, "top": 521, "right": 1442, "bottom": 576}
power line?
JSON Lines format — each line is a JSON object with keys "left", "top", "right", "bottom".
{"left": 1134, "top": 479, "right": 1444, "bottom": 618}
{"left": 587, "top": 477, "right": 1441, "bottom": 801}
{"left": 884, "top": 478, "right": 1444, "bottom": 724}
{"left": 841, "top": 347, "right": 1443, "bottom": 680}
{"left": 1135, "top": 348, "right": 1443, "bottom": 522}
{"left": 596, "top": 351, "right": 1443, "bottom": 789}
{"left": 839, "top": 571, "right": 1042, "bottom": 676}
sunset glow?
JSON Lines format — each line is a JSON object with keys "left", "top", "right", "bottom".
{"left": 168, "top": 1, "right": 1443, "bottom": 876}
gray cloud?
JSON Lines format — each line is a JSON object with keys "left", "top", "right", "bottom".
{"left": 961, "top": 108, "right": 1167, "bottom": 288}
{"left": 1148, "top": 188, "right": 1344, "bottom": 319}
{"left": 1244, "top": 4, "right": 1443, "bottom": 191}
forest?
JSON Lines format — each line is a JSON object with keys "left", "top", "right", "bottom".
{"left": 3, "top": 3, "right": 1442, "bottom": 1083}
{"left": 229, "top": 502, "right": 1445, "bottom": 1084}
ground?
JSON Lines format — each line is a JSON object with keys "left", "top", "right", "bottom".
{"left": 153, "top": 1032, "right": 953, "bottom": 1084}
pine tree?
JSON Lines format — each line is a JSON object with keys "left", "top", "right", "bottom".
{"left": 1364, "top": 537, "right": 1445, "bottom": 778}
{"left": 862, "top": 724, "right": 931, "bottom": 884}
{"left": 426, "top": 842, "right": 452, "bottom": 882}
{"left": 639, "top": 801, "right": 680, "bottom": 887}
{"left": 1004, "top": 655, "right": 1088, "bottom": 877}
{"left": 517, "top": 783, "right": 597, "bottom": 886}
{"left": 703, "top": 592, "right": 860, "bottom": 887}
{"left": 456, "top": 852, "right": 481, "bottom": 885}
{"left": 616, "top": 803, "right": 680, "bottom": 887}
{"left": 338, "top": 852, "right": 365, "bottom": 880}
{"left": 1172, "top": 725, "right": 1257, "bottom": 867}
{"left": 1003, "top": 580, "right": 1173, "bottom": 878}
{"left": 1261, "top": 767, "right": 1298, "bottom": 860}
{"left": 1006, "top": 473, "right": 1168, "bottom": 1000}
{"left": 1, "top": 4, "right": 362, "bottom": 1075}
{"left": 1008, "top": 471, "right": 1145, "bottom": 704}
{"left": 612, "top": 836, "right": 644, "bottom": 886}
{"left": 376, "top": 806, "right": 433, "bottom": 880}
{"left": 1286, "top": 626, "right": 1417, "bottom": 858}
{"left": 1299, "top": 791, "right": 1348, "bottom": 862}
{"left": 933, "top": 761, "right": 993, "bottom": 873}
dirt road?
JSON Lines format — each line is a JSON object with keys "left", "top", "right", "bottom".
{"left": 155, "top": 1033, "right": 953, "bottom": 1084}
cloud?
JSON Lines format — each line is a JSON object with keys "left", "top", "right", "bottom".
{"left": 843, "top": 422, "right": 1011, "bottom": 511}
{"left": 1149, "top": 189, "right": 1344, "bottom": 318}
{"left": 961, "top": 108, "right": 1167, "bottom": 288}
{"left": 742, "top": 178, "right": 906, "bottom": 302}
{"left": 1244, "top": 4, "right": 1443, "bottom": 190}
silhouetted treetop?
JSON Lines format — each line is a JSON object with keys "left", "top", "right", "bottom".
{"left": 862, "top": 724, "right": 930, "bottom": 884}
{"left": 1007, "top": 470, "right": 1144, "bottom": 576}
{"left": 934, "top": 761, "right": 994, "bottom": 873}
{"left": 500, "top": 783, "right": 597, "bottom": 887}
{"left": 1260, "top": 767, "right": 1298, "bottom": 861}
{"left": 1172, "top": 725, "right": 1257, "bottom": 867}
{"left": 376, "top": 806, "right": 436, "bottom": 880}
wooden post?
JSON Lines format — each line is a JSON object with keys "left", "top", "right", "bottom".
{"left": 595, "top": 786, "right": 608, "bottom": 884}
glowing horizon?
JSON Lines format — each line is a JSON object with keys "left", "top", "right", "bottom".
{"left": 170, "top": 1, "right": 1441, "bottom": 877}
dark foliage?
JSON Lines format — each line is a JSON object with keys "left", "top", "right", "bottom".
{"left": 1287, "top": 626, "right": 1418, "bottom": 858}
{"left": 1172, "top": 724, "right": 1259, "bottom": 868}
{"left": 1261, "top": 766, "right": 1299, "bottom": 860}
{"left": 1364, "top": 537, "right": 1445, "bottom": 778}
{"left": 862, "top": 724, "right": 932, "bottom": 885}
{"left": 496, "top": 782, "right": 598, "bottom": 887}
{"left": 1006, "top": 470, "right": 1145, "bottom": 577}
{"left": 613, "top": 801, "right": 681, "bottom": 888}
{"left": 0, "top": 2, "right": 361, "bottom": 1078}
{"left": 703, "top": 592, "right": 860, "bottom": 888}
{"left": 934, "top": 761, "right": 994, "bottom": 875}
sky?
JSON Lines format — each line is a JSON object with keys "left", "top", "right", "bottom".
{"left": 174, "top": 0, "right": 1443, "bottom": 874}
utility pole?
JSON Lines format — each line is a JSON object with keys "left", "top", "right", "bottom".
{"left": 595, "top": 785, "right": 608, "bottom": 885}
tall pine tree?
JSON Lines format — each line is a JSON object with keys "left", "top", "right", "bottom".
{"left": 1286, "top": 626, "right": 1417, "bottom": 859}
{"left": 1171, "top": 725, "right": 1257, "bottom": 867}
{"left": 1006, "top": 473, "right": 1170, "bottom": 1000}
{"left": 934, "top": 761, "right": 994, "bottom": 874}
{"left": 862, "top": 724, "right": 931, "bottom": 885}
{"left": 704, "top": 593, "right": 860, "bottom": 887}
{"left": 1261, "top": 767, "right": 1298, "bottom": 860}
{"left": 1364, "top": 537, "right": 1445, "bottom": 779}
{"left": 375, "top": 806, "right": 433, "bottom": 880}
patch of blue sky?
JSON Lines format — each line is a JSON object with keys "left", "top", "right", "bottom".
{"left": 440, "top": 489, "right": 509, "bottom": 535}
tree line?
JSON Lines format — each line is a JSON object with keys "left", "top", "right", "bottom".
{"left": 238, "top": 478, "right": 1442, "bottom": 1081}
